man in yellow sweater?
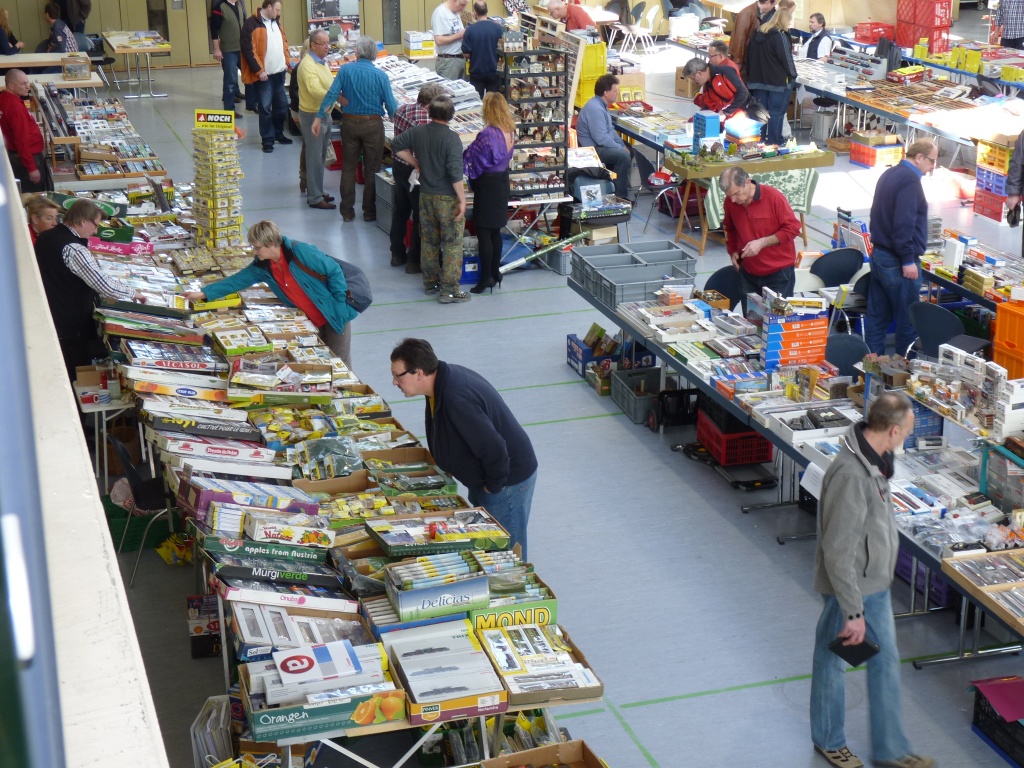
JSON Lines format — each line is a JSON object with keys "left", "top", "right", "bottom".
{"left": 298, "top": 29, "right": 337, "bottom": 209}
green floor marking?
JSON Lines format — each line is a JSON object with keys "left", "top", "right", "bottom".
{"left": 155, "top": 106, "right": 188, "bottom": 152}
{"left": 606, "top": 702, "right": 662, "bottom": 767}
{"left": 521, "top": 412, "right": 624, "bottom": 427}
{"left": 370, "top": 284, "right": 569, "bottom": 309}
{"left": 353, "top": 307, "right": 595, "bottom": 335}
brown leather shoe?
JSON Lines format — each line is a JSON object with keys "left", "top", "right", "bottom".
{"left": 363, "top": 213, "right": 376, "bottom": 222}
{"left": 323, "top": 194, "right": 335, "bottom": 202}
{"left": 342, "top": 212, "right": 355, "bottom": 222}
{"left": 309, "top": 200, "right": 336, "bottom": 209}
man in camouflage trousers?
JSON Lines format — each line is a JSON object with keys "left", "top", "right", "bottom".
{"left": 390, "top": 94, "right": 470, "bottom": 304}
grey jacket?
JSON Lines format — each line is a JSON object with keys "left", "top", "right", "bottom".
{"left": 1007, "top": 129, "right": 1024, "bottom": 198}
{"left": 813, "top": 425, "right": 898, "bottom": 622}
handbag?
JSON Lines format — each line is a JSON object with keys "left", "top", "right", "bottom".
{"left": 325, "top": 139, "right": 337, "bottom": 167}
{"left": 1007, "top": 201, "right": 1021, "bottom": 228}
{"left": 290, "top": 254, "right": 373, "bottom": 313}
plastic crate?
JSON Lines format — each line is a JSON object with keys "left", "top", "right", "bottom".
{"left": 539, "top": 247, "right": 571, "bottom": 275}
{"left": 895, "top": 21, "right": 950, "bottom": 52}
{"left": 580, "top": 42, "right": 608, "bottom": 79}
{"left": 993, "top": 300, "right": 1024, "bottom": 348}
{"left": 573, "top": 251, "right": 643, "bottom": 295}
{"left": 696, "top": 410, "right": 773, "bottom": 466}
{"left": 104, "top": 496, "right": 178, "bottom": 552}
{"left": 894, "top": 546, "right": 958, "bottom": 607}
{"left": 994, "top": 339, "right": 1024, "bottom": 379}
{"left": 915, "top": 0, "right": 953, "bottom": 27}
{"left": 896, "top": 0, "right": 917, "bottom": 22}
{"left": 575, "top": 76, "right": 598, "bottom": 109}
{"left": 850, "top": 141, "right": 904, "bottom": 168}
{"left": 593, "top": 263, "right": 695, "bottom": 308}
{"left": 906, "top": 399, "right": 943, "bottom": 450}
{"left": 953, "top": 309, "right": 991, "bottom": 339}
{"left": 610, "top": 367, "right": 661, "bottom": 424}
{"left": 977, "top": 140, "right": 1013, "bottom": 174}
{"left": 974, "top": 188, "right": 1007, "bottom": 223}
{"left": 459, "top": 254, "right": 481, "bottom": 285}
{"left": 854, "top": 22, "right": 894, "bottom": 43}
{"left": 697, "top": 391, "right": 750, "bottom": 434}
{"left": 976, "top": 167, "right": 1008, "bottom": 196}
{"left": 973, "top": 688, "right": 1024, "bottom": 768}
{"left": 625, "top": 240, "right": 686, "bottom": 256}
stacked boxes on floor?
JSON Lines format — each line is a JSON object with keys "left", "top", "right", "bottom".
{"left": 191, "top": 124, "right": 244, "bottom": 249}
{"left": 848, "top": 130, "right": 904, "bottom": 169}
{"left": 975, "top": 140, "right": 1013, "bottom": 223}
{"left": 402, "top": 31, "right": 434, "bottom": 59}
{"left": 692, "top": 111, "right": 720, "bottom": 154}
{"left": 895, "top": 0, "right": 952, "bottom": 53}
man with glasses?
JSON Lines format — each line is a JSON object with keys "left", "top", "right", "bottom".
{"left": 389, "top": 338, "right": 538, "bottom": 560}
{"left": 865, "top": 139, "right": 937, "bottom": 355}
{"left": 707, "top": 39, "right": 739, "bottom": 75}
{"left": 297, "top": 30, "right": 336, "bottom": 210}
{"left": 811, "top": 391, "right": 933, "bottom": 768}
{"left": 729, "top": 0, "right": 776, "bottom": 78}
{"left": 718, "top": 166, "right": 801, "bottom": 311}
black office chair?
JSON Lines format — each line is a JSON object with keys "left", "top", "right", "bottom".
{"left": 108, "top": 433, "right": 172, "bottom": 587}
{"left": 906, "top": 301, "right": 992, "bottom": 359}
{"left": 831, "top": 271, "right": 870, "bottom": 338}
{"left": 83, "top": 32, "right": 117, "bottom": 88}
{"left": 826, "top": 332, "right": 869, "bottom": 378}
{"left": 703, "top": 265, "right": 744, "bottom": 312}
{"left": 631, "top": 151, "right": 684, "bottom": 234}
{"left": 810, "top": 247, "right": 865, "bottom": 288}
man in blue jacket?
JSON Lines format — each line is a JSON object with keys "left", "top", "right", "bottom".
{"left": 865, "top": 139, "right": 936, "bottom": 355}
{"left": 390, "top": 338, "right": 538, "bottom": 560}
{"left": 183, "top": 220, "right": 357, "bottom": 366}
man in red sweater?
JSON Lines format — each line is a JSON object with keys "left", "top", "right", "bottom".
{"left": 0, "top": 69, "right": 50, "bottom": 192}
{"left": 719, "top": 166, "right": 800, "bottom": 310}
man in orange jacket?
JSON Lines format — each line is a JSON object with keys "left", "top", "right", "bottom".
{"left": 241, "top": 0, "right": 291, "bottom": 153}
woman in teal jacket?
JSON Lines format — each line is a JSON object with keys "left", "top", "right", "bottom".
{"left": 183, "top": 220, "right": 357, "bottom": 366}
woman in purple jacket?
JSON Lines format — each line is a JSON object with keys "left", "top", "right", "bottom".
{"left": 463, "top": 92, "right": 515, "bottom": 293}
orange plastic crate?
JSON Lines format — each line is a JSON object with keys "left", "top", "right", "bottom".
{"left": 993, "top": 301, "right": 1024, "bottom": 349}
{"left": 994, "top": 339, "right": 1024, "bottom": 379}
{"left": 850, "top": 141, "right": 904, "bottom": 168}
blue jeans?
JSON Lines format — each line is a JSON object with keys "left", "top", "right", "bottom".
{"left": 221, "top": 50, "right": 241, "bottom": 112}
{"left": 750, "top": 87, "right": 791, "bottom": 145}
{"left": 810, "top": 590, "right": 913, "bottom": 762}
{"left": 468, "top": 470, "right": 537, "bottom": 561}
{"left": 252, "top": 71, "right": 288, "bottom": 147}
{"left": 865, "top": 247, "right": 921, "bottom": 355}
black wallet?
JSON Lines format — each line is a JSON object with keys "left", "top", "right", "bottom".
{"left": 828, "top": 636, "right": 880, "bottom": 666}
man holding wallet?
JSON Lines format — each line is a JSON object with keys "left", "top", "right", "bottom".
{"left": 809, "top": 393, "right": 934, "bottom": 768}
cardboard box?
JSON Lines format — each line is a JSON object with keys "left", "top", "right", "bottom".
{"left": 385, "top": 567, "right": 490, "bottom": 622}
{"left": 244, "top": 510, "right": 334, "bottom": 549}
{"left": 567, "top": 333, "right": 619, "bottom": 377}
{"left": 481, "top": 739, "right": 604, "bottom": 768}
{"left": 675, "top": 65, "right": 697, "bottom": 98}
{"left": 585, "top": 366, "right": 611, "bottom": 395}
{"left": 188, "top": 518, "right": 328, "bottom": 564}
{"left": 467, "top": 575, "right": 558, "bottom": 631}
{"left": 359, "top": 446, "right": 435, "bottom": 467}
{"left": 392, "top": 653, "right": 507, "bottom": 726}
{"left": 147, "top": 428, "right": 277, "bottom": 463}
{"left": 371, "top": 466, "right": 458, "bottom": 498}
{"left": 212, "top": 572, "right": 357, "bottom": 613}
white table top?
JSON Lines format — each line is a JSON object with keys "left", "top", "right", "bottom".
{"left": 102, "top": 31, "right": 173, "bottom": 54}
{"left": 26, "top": 72, "right": 104, "bottom": 89}
{"left": 1, "top": 51, "right": 85, "bottom": 68}
{"left": 74, "top": 384, "right": 133, "bottom": 414}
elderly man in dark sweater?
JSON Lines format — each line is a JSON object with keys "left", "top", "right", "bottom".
{"left": 391, "top": 95, "right": 469, "bottom": 304}
{"left": 390, "top": 338, "right": 539, "bottom": 560}
{"left": 865, "top": 139, "right": 936, "bottom": 355}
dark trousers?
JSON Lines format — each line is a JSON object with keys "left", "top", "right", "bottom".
{"left": 221, "top": 50, "right": 241, "bottom": 112}
{"left": 476, "top": 226, "right": 503, "bottom": 283}
{"left": 469, "top": 73, "right": 502, "bottom": 98}
{"left": 391, "top": 162, "right": 421, "bottom": 265}
{"left": 9, "top": 151, "right": 52, "bottom": 193}
{"left": 340, "top": 115, "right": 384, "bottom": 217}
{"left": 1003, "top": 36, "right": 1024, "bottom": 49}
{"left": 749, "top": 87, "right": 791, "bottom": 145}
{"left": 593, "top": 143, "right": 633, "bottom": 198}
{"left": 737, "top": 264, "right": 795, "bottom": 314}
{"left": 252, "top": 71, "right": 288, "bottom": 147}
{"left": 865, "top": 247, "right": 921, "bottom": 355}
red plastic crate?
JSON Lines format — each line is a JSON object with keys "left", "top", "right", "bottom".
{"left": 895, "top": 21, "right": 951, "bottom": 52}
{"left": 916, "top": 0, "right": 953, "bottom": 27}
{"left": 696, "top": 410, "right": 773, "bottom": 466}
{"left": 974, "top": 188, "right": 1007, "bottom": 222}
{"left": 896, "top": 0, "right": 917, "bottom": 22}
{"left": 854, "top": 22, "right": 895, "bottom": 43}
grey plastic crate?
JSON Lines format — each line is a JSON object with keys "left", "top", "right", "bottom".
{"left": 540, "top": 249, "right": 571, "bottom": 275}
{"left": 581, "top": 253, "right": 645, "bottom": 295}
{"left": 625, "top": 240, "right": 685, "bottom": 256}
{"left": 610, "top": 367, "right": 662, "bottom": 424}
{"left": 637, "top": 249, "right": 696, "bottom": 269}
{"left": 570, "top": 243, "right": 630, "bottom": 286}
{"left": 594, "top": 263, "right": 695, "bottom": 308}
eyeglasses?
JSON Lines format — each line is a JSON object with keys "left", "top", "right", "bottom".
{"left": 708, "top": 53, "right": 723, "bottom": 60}
{"left": 392, "top": 370, "right": 413, "bottom": 382}
{"left": 925, "top": 155, "right": 938, "bottom": 165}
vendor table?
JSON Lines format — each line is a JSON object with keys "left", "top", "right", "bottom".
{"left": 74, "top": 385, "right": 133, "bottom": 491}
{"left": 25, "top": 72, "right": 105, "bottom": 89}
{"left": 102, "top": 31, "right": 172, "bottom": 98}
{"left": 568, "top": 273, "right": 1024, "bottom": 667}
{"left": 662, "top": 151, "right": 835, "bottom": 255}
{"left": 0, "top": 51, "right": 81, "bottom": 69}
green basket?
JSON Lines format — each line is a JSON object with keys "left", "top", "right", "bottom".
{"left": 103, "top": 495, "right": 178, "bottom": 552}
{"left": 953, "top": 309, "right": 990, "bottom": 340}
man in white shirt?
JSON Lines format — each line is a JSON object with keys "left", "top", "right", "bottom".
{"left": 432, "top": 0, "right": 468, "bottom": 81}
{"left": 798, "top": 13, "right": 834, "bottom": 60}
{"left": 241, "top": 0, "right": 292, "bottom": 152}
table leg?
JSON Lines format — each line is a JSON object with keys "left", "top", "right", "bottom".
{"left": 93, "top": 415, "right": 100, "bottom": 481}
{"left": 102, "top": 414, "right": 109, "bottom": 491}
{"left": 124, "top": 54, "right": 143, "bottom": 99}
{"left": 913, "top": 599, "right": 1023, "bottom": 668}
{"left": 674, "top": 180, "right": 692, "bottom": 243}
{"left": 800, "top": 213, "right": 808, "bottom": 246}
{"left": 217, "top": 595, "right": 231, "bottom": 689}
{"left": 143, "top": 53, "right": 167, "bottom": 98}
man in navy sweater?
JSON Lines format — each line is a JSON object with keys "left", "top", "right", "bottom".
{"left": 865, "top": 139, "right": 936, "bottom": 355}
{"left": 390, "top": 338, "right": 538, "bottom": 560}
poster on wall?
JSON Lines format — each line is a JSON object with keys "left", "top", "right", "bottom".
{"left": 307, "top": 0, "right": 360, "bottom": 39}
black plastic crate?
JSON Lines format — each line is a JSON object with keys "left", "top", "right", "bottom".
{"left": 697, "top": 392, "right": 749, "bottom": 434}
{"left": 973, "top": 689, "right": 1024, "bottom": 768}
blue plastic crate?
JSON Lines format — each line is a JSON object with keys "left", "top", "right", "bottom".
{"left": 459, "top": 254, "right": 481, "bottom": 285}
{"left": 905, "top": 400, "right": 943, "bottom": 449}
{"left": 976, "top": 167, "right": 1009, "bottom": 196}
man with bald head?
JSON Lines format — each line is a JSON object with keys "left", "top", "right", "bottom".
{"left": 0, "top": 70, "right": 50, "bottom": 191}
{"left": 547, "top": 0, "right": 592, "bottom": 31}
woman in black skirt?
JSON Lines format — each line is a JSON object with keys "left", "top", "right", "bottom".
{"left": 463, "top": 92, "right": 516, "bottom": 293}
